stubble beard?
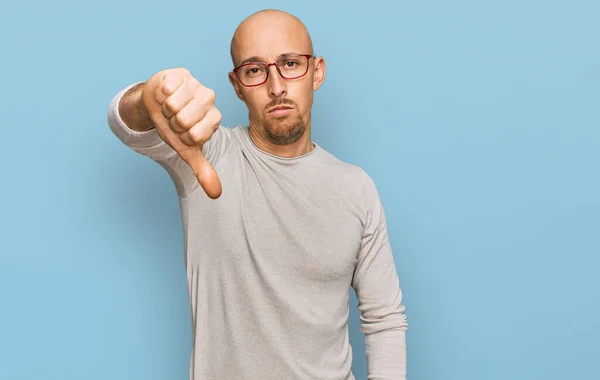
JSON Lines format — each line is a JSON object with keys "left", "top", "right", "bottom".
{"left": 263, "top": 112, "right": 306, "bottom": 146}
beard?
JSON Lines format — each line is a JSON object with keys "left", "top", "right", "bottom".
{"left": 263, "top": 113, "right": 305, "bottom": 146}
{"left": 257, "top": 98, "right": 306, "bottom": 146}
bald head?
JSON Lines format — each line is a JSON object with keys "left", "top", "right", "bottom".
{"left": 230, "top": 9, "right": 313, "bottom": 67}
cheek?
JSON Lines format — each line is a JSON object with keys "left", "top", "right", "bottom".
{"left": 242, "top": 91, "right": 267, "bottom": 114}
{"left": 295, "top": 87, "right": 314, "bottom": 114}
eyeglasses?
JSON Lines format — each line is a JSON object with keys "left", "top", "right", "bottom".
{"left": 233, "top": 54, "right": 314, "bottom": 87}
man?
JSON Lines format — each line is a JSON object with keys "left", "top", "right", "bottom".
{"left": 107, "top": 9, "right": 408, "bottom": 380}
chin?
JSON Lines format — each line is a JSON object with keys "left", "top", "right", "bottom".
{"left": 264, "top": 115, "right": 306, "bottom": 146}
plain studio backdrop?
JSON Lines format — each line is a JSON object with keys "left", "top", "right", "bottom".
{"left": 0, "top": 1, "right": 598, "bottom": 379}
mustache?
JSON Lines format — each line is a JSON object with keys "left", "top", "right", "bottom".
{"left": 264, "top": 98, "right": 297, "bottom": 111}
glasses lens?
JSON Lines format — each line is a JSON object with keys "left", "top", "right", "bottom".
{"left": 238, "top": 63, "right": 267, "bottom": 86}
{"left": 277, "top": 55, "right": 309, "bottom": 79}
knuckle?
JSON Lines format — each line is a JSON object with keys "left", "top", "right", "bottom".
{"left": 197, "top": 86, "right": 215, "bottom": 103}
{"left": 161, "top": 80, "right": 177, "bottom": 97}
{"left": 189, "top": 126, "right": 209, "bottom": 145}
{"left": 212, "top": 107, "right": 223, "bottom": 125}
{"left": 163, "top": 96, "right": 179, "bottom": 114}
{"left": 187, "top": 76, "right": 201, "bottom": 88}
{"left": 174, "top": 112, "right": 192, "bottom": 130}
{"left": 175, "top": 67, "right": 190, "bottom": 76}
{"left": 206, "top": 87, "right": 216, "bottom": 101}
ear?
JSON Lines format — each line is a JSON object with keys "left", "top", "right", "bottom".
{"left": 312, "top": 57, "right": 326, "bottom": 91}
{"left": 228, "top": 71, "right": 245, "bottom": 101}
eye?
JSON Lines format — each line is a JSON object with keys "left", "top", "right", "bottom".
{"left": 244, "top": 65, "right": 265, "bottom": 76}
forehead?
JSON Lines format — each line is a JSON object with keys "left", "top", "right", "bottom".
{"left": 233, "top": 17, "right": 312, "bottom": 63}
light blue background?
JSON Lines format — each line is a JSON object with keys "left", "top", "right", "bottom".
{"left": 1, "top": 0, "right": 598, "bottom": 379}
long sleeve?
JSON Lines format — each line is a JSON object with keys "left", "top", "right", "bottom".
{"left": 352, "top": 173, "right": 408, "bottom": 380}
{"left": 106, "top": 82, "right": 231, "bottom": 199}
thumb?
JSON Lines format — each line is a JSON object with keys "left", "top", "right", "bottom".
{"left": 187, "top": 150, "right": 222, "bottom": 199}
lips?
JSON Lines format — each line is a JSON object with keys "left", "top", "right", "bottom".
{"left": 268, "top": 106, "right": 293, "bottom": 113}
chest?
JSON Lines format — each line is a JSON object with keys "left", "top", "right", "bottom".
{"left": 191, "top": 154, "right": 365, "bottom": 284}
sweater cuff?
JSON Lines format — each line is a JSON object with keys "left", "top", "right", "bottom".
{"left": 107, "top": 81, "right": 164, "bottom": 149}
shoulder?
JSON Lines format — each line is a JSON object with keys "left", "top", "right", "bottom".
{"left": 316, "top": 147, "right": 375, "bottom": 185}
{"left": 314, "top": 147, "right": 380, "bottom": 208}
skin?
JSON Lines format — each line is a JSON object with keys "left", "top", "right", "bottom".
{"left": 120, "top": 9, "right": 324, "bottom": 199}
{"left": 228, "top": 10, "right": 326, "bottom": 158}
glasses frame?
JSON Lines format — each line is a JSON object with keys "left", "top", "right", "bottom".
{"left": 232, "top": 54, "right": 315, "bottom": 87}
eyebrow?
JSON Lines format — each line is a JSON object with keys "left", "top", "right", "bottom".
{"left": 238, "top": 52, "right": 303, "bottom": 66}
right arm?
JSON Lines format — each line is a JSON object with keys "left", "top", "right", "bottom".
{"left": 118, "top": 82, "right": 154, "bottom": 133}
{"left": 108, "top": 81, "right": 178, "bottom": 162}
{"left": 107, "top": 69, "right": 229, "bottom": 199}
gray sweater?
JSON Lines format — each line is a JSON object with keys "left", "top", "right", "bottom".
{"left": 107, "top": 82, "right": 408, "bottom": 380}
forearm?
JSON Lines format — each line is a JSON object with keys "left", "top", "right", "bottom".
{"left": 353, "top": 171, "right": 409, "bottom": 379}
{"left": 363, "top": 324, "right": 408, "bottom": 380}
{"left": 118, "top": 82, "right": 154, "bottom": 132}
{"left": 357, "top": 269, "right": 409, "bottom": 380}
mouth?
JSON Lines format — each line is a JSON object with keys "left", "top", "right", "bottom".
{"left": 267, "top": 106, "right": 294, "bottom": 117}
{"left": 268, "top": 105, "right": 293, "bottom": 112}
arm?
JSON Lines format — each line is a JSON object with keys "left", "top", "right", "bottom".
{"left": 108, "top": 81, "right": 181, "bottom": 162}
{"left": 107, "top": 81, "right": 230, "bottom": 198}
{"left": 118, "top": 82, "right": 154, "bottom": 132}
{"left": 352, "top": 173, "right": 408, "bottom": 380}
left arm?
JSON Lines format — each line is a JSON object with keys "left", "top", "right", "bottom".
{"left": 352, "top": 173, "right": 408, "bottom": 380}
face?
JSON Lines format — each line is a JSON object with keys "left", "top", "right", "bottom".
{"left": 228, "top": 13, "right": 326, "bottom": 146}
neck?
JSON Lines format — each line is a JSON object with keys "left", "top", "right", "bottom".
{"left": 248, "top": 121, "right": 315, "bottom": 159}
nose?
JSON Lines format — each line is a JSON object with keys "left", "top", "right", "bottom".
{"left": 266, "top": 65, "right": 287, "bottom": 98}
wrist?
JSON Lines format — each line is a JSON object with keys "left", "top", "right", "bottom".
{"left": 121, "top": 83, "right": 154, "bottom": 132}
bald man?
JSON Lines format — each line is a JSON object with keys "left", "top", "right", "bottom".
{"left": 107, "top": 9, "right": 408, "bottom": 380}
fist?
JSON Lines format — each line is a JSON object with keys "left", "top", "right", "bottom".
{"left": 141, "top": 68, "right": 222, "bottom": 199}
